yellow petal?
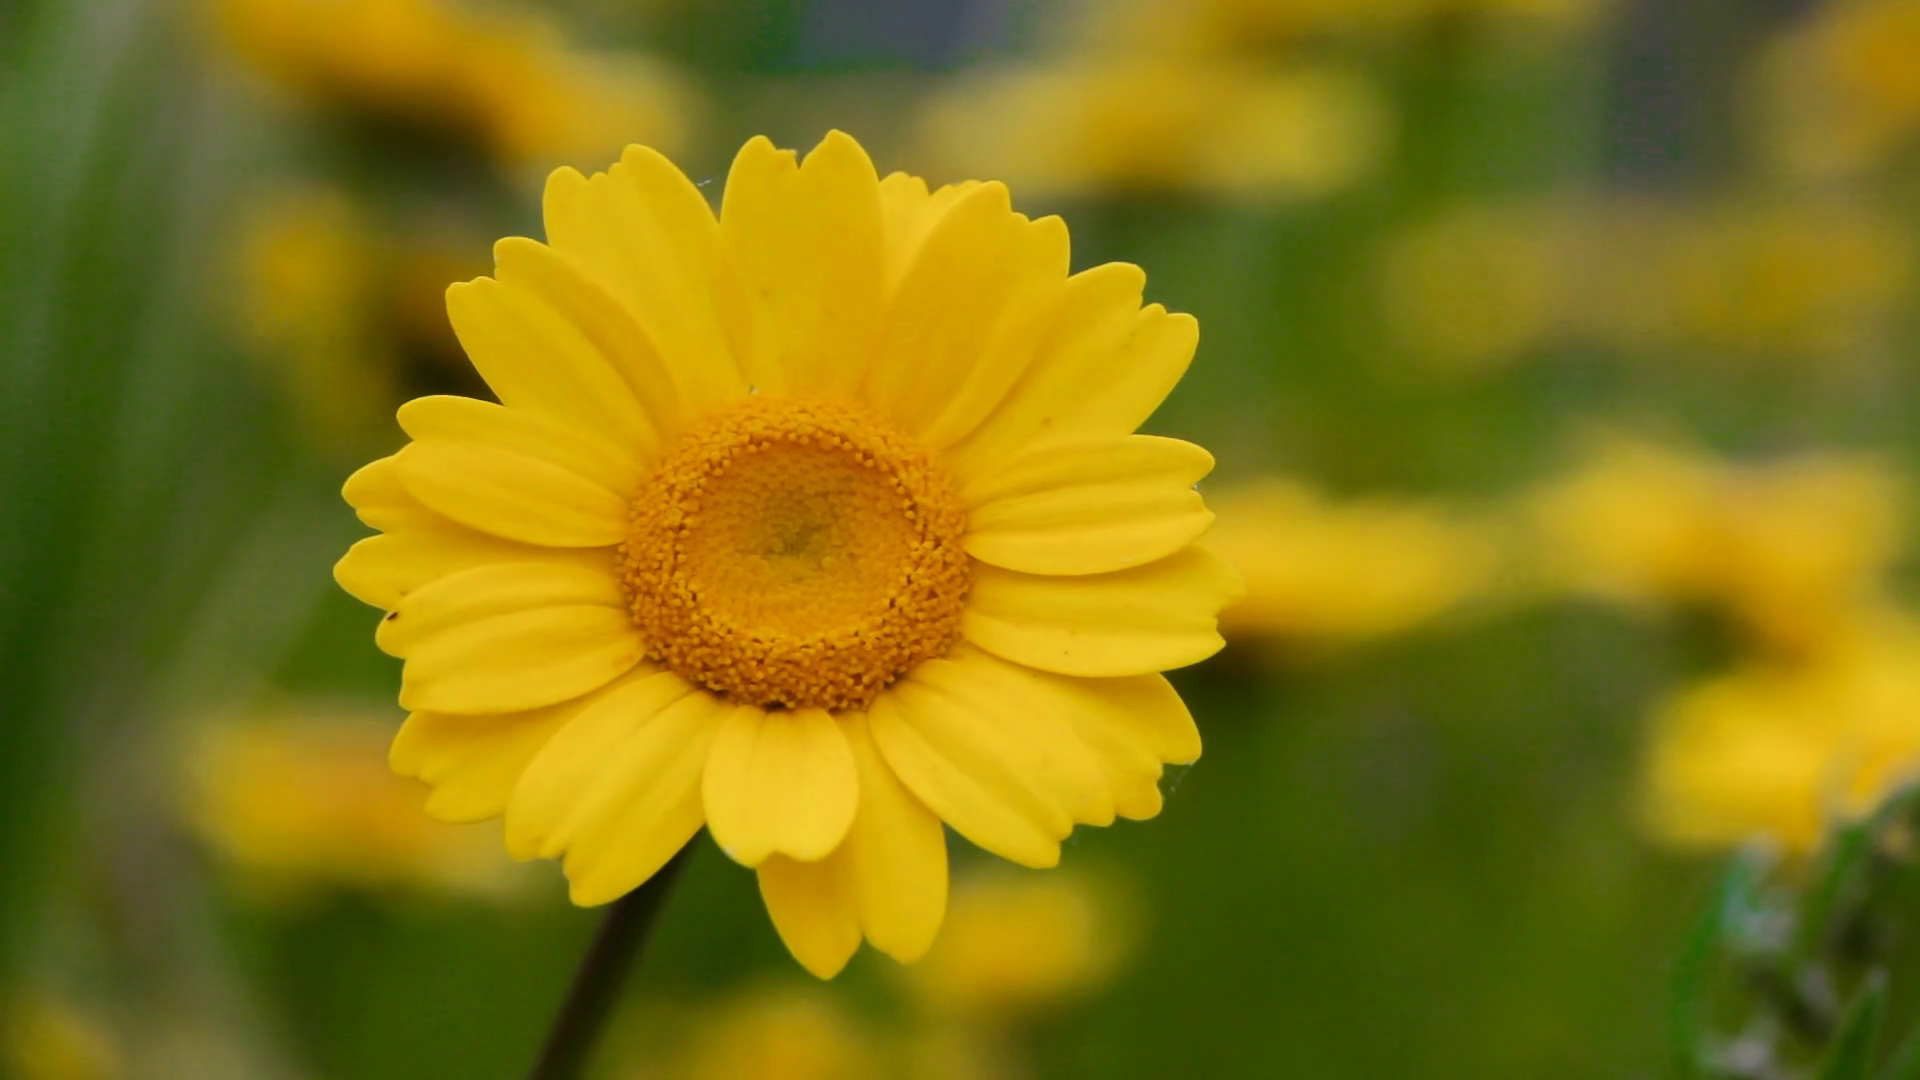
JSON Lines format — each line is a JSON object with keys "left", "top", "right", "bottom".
{"left": 1101, "top": 671, "right": 1202, "bottom": 765}
{"left": 714, "top": 136, "right": 796, "bottom": 394}
{"left": 757, "top": 852, "right": 863, "bottom": 979}
{"left": 505, "top": 670, "right": 695, "bottom": 858}
{"left": 396, "top": 440, "right": 630, "bottom": 548}
{"left": 343, "top": 456, "right": 416, "bottom": 531}
{"left": 613, "top": 145, "right": 751, "bottom": 412}
{"left": 542, "top": 152, "right": 747, "bottom": 414}
{"left": 866, "top": 184, "right": 1070, "bottom": 440}
{"left": 555, "top": 690, "right": 731, "bottom": 906}
{"left": 877, "top": 171, "right": 931, "bottom": 272}
{"left": 869, "top": 689, "right": 1057, "bottom": 868}
{"left": 868, "top": 648, "right": 1115, "bottom": 867}
{"left": 333, "top": 526, "right": 611, "bottom": 611}
{"left": 377, "top": 561, "right": 627, "bottom": 657}
{"left": 703, "top": 706, "right": 859, "bottom": 866}
{"left": 839, "top": 712, "right": 948, "bottom": 962}
{"left": 1017, "top": 669, "right": 1203, "bottom": 822}
{"left": 721, "top": 131, "right": 885, "bottom": 398}
{"left": 962, "top": 547, "right": 1240, "bottom": 677}
{"left": 400, "top": 393, "right": 639, "bottom": 508}
{"left": 922, "top": 647, "right": 1114, "bottom": 826}
{"left": 339, "top": 458, "right": 447, "bottom": 538}
{"left": 912, "top": 243, "right": 1067, "bottom": 451}
{"left": 446, "top": 275, "right": 655, "bottom": 450}
{"left": 490, "top": 238, "right": 688, "bottom": 453}
{"left": 391, "top": 700, "right": 580, "bottom": 823}
{"left": 399, "top": 605, "right": 645, "bottom": 715}
{"left": 878, "top": 173, "right": 984, "bottom": 284}
{"left": 949, "top": 265, "right": 1197, "bottom": 480}
{"left": 964, "top": 435, "right": 1216, "bottom": 575}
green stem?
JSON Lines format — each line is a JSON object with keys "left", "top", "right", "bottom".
{"left": 528, "top": 844, "right": 694, "bottom": 1080}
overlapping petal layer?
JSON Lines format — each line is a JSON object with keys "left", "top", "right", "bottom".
{"left": 965, "top": 435, "right": 1216, "bottom": 575}
{"left": 704, "top": 705, "right": 859, "bottom": 866}
{"left": 962, "top": 547, "right": 1243, "bottom": 677}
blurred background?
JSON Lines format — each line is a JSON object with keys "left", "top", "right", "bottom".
{"left": 9, "top": 0, "right": 1920, "bottom": 1076}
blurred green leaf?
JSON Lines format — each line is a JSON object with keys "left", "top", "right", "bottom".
{"left": 1882, "top": 1022, "right": 1920, "bottom": 1080}
{"left": 1818, "top": 975, "right": 1886, "bottom": 1080}
{"left": 1798, "top": 817, "right": 1877, "bottom": 963}
{"left": 1671, "top": 851, "right": 1770, "bottom": 1077}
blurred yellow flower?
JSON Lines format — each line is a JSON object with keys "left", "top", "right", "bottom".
{"left": 1208, "top": 480, "right": 1499, "bottom": 645}
{"left": 1085, "top": 0, "right": 1605, "bottom": 57}
{"left": 919, "top": 59, "right": 1387, "bottom": 200}
{"left": 237, "top": 191, "right": 395, "bottom": 445}
{"left": 1381, "top": 201, "right": 1586, "bottom": 372}
{"left": 3, "top": 998, "right": 120, "bottom": 1080}
{"left": 212, "top": 0, "right": 690, "bottom": 168}
{"left": 899, "top": 1025, "right": 1000, "bottom": 1080}
{"left": 236, "top": 190, "right": 488, "bottom": 450}
{"left": 1654, "top": 204, "right": 1911, "bottom": 362}
{"left": 1643, "top": 618, "right": 1920, "bottom": 854}
{"left": 905, "top": 870, "right": 1131, "bottom": 1017}
{"left": 184, "top": 712, "right": 528, "bottom": 898}
{"left": 1384, "top": 197, "right": 1908, "bottom": 372}
{"left": 663, "top": 988, "right": 882, "bottom": 1080}
{"left": 1756, "top": 0, "right": 1920, "bottom": 179}
{"left": 337, "top": 132, "right": 1233, "bottom": 978}
{"left": 1525, "top": 435, "right": 1906, "bottom": 655}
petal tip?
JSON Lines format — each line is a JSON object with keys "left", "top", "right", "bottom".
{"left": 794, "top": 949, "right": 855, "bottom": 981}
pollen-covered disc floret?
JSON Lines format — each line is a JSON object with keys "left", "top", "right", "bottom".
{"left": 620, "top": 396, "right": 972, "bottom": 711}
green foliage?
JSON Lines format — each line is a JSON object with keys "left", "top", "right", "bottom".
{"left": 1819, "top": 976, "right": 1885, "bottom": 1080}
{"left": 1668, "top": 790, "right": 1920, "bottom": 1080}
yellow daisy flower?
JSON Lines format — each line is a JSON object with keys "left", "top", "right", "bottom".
{"left": 212, "top": 0, "right": 690, "bottom": 168}
{"left": 905, "top": 869, "right": 1133, "bottom": 1017}
{"left": 1642, "top": 616, "right": 1920, "bottom": 855}
{"left": 234, "top": 189, "right": 491, "bottom": 451}
{"left": 1206, "top": 479, "right": 1499, "bottom": 646}
{"left": 184, "top": 712, "right": 528, "bottom": 899}
{"left": 333, "top": 132, "right": 1238, "bottom": 978}
{"left": 1754, "top": 0, "right": 1920, "bottom": 180}
{"left": 4, "top": 997, "right": 120, "bottom": 1080}
{"left": 667, "top": 987, "right": 882, "bottom": 1080}
{"left": 1082, "top": 0, "right": 1605, "bottom": 58}
{"left": 1524, "top": 434, "right": 1904, "bottom": 657}
{"left": 919, "top": 59, "right": 1386, "bottom": 200}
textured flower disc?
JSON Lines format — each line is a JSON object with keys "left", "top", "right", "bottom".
{"left": 335, "top": 131, "right": 1241, "bottom": 978}
{"left": 621, "top": 396, "right": 972, "bottom": 712}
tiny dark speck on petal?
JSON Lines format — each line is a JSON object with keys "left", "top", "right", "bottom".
{"left": 384, "top": 611, "right": 400, "bottom": 621}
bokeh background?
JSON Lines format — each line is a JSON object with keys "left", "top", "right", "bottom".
{"left": 9, "top": 0, "right": 1920, "bottom": 1076}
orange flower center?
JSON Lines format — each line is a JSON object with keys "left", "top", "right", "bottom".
{"left": 619, "top": 397, "right": 971, "bottom": 711}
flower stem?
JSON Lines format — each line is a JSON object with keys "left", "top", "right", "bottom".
{"left": 528, "top": 844, "right": 695, "bottom": 1080}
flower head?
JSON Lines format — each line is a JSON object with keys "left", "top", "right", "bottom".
{"left": 1208, "top": 479, "right": 1499, "bottom": 646}
{"left": 335, "top": 132, "right": 1238, "bottom": 976}
{"left": 1755, "top": 0, "right": 1920, "bottom": 179}
{"left": 184, "top": 711, "right": 525, "bottom": 898}
{"left": 3, "top": 997, "right": 119, "bottom": 1080}
{"left": 1084, "top": 0, "right": 1606, "bottom": 58}
{"left": 1382, "top": 197, "right": 1910, "bottom": 374}
{"left": 666, "top": 987, "right": 881, "bottom": 1080}
{"left": 1524, "top": 435, "right": 1905, "bottom": 656}
{"left": 905, "top": 869, "right": 1132, "bottom": 1017}
{"left": 212, "top": 0, "right": 690, "bottom": 168}
{"left": 919, "top": 59, "right": 1386, "bottom": 200}
{"left": 1643, "top": 618, "right": 1920, "bottom": 855}
{"left": 235, "top": 190, "right": 491, "bottom": 449}
{"left": 1655, "top": 203, "right": 1911, "bottom": 361}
